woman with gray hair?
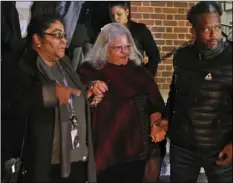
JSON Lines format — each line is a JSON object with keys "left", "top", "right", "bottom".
{"left": 85, "top": 22, "right": 143, "bottom": 69}
{"left": 78, "top": 23, "right": 166, "bottom": 182}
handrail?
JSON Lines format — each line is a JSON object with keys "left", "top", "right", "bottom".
{"left": 161, "top": 25, "right": 232, "bottom": 61}
{"left": 160, "top": 40, "right": 194, "bottom": 60}
{"left": 160, "top": 23, "right": 232, "bottom": 60}
{"left": 221, "top": 23, "right": 232, "bottom": 39}
{"left": 222, "top": 31, "right": 228, "bottom": 38}
{"left": 221, "top": 24, "right": 233, "bottom": 29}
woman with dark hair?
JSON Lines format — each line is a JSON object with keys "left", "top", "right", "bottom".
{"left": 109, "top": 1, "right": 161, "bottom": 77}
{"left": 3, "top": 15, "right": 108, "bottom": 182}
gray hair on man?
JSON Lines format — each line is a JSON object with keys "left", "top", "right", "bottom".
{"left": 84, "top": 23, "right": 143, "bottom": 69}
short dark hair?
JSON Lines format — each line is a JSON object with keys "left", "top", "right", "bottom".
{"left": 109, "top": 1, "right": 130, "bottom": 10}
{"left": 26, "top": 15, "right": 63, "bottom": 46}
{"left": 108, "top": 1, "right": 131, "bottom": 20}
{"left": 187, "top": 1, "right": 222, "bottom": 28}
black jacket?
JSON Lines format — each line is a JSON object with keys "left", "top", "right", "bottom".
{"left": 1, "top": 2, "right": 23, "bottom": 63}
{"left": 2, "top": 49, "right": 96, "bottom": 182}
{"left": 127, "top": 20, "right": 161, "bottom": 76}
{"left": 164, "top": 43, "right": 232, "bottom": 152}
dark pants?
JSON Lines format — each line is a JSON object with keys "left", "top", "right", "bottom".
{"left": 97, "top": 160, "right": 147, "bottom": 182}
{"left": 170, "top": 143, "right": 232, "bottom": 183}
{"left": 50, "top": 162, "right": 87, "bottom": 182}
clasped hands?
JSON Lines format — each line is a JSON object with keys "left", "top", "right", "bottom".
{"left": 149, "top": 113, "right": 232, "bottom": 166}
{"left": 87, "top": 80, "right": 108, "bottom": 106}
{"left": 150, "top": 113, "right": 168, "bottom": 143}
{"left": 216, "top": 143, "right": 232, "bottom": 166}
{"left": 55, "top": 80, "right": 108, "bottom": 105}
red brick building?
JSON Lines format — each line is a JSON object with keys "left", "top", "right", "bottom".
{"left": 130, "top": 1, "right": 197, "bottom": 90}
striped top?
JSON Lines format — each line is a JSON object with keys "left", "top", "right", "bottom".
{"left": 127, "top": 94, "right": 160, "bottom": 162}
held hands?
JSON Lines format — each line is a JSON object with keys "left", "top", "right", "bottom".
{"left": 150, "top": 113, "right": 168, "bottom": 143}
{"left": 87, "top": 80, "right": 108, "bottom": 106}
{"left": 55, "top": 80, "right": 108, "bottom": 105}
{"left": 216, "top": 144, "right": 232, "bottom": 166}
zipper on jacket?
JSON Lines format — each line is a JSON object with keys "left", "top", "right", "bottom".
{"left": 198, "top": 53, "right": 202, "bottom": 63}
{"left": 193, "top": 53, "right": 202, "bottom": 105}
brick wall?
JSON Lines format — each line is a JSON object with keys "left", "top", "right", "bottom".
{"left": 130, "top": 1, "right": 197, "bottom": 90}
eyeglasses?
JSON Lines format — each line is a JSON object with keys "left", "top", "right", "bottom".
{"left": 202, "top": 26, "right": 222, "bottom": 33}
{"left": 110, "top": 44, "right": 132, "bottom": 52}
{"left": 43, "top": 32, "right": 67, "bottom": 39}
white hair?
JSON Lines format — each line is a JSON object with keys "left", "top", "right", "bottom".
{"left": 84, "top": 23, "right": 143, "bottom": 69}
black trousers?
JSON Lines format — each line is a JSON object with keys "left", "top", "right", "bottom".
{"left": 97, "top": 160, "right": 147, "bottom": 182}
{"left": 50, "top": 162, "right": 87, "bottom": 183}
{"left": 170, "top": 143, "right": 232, "bottom": 183}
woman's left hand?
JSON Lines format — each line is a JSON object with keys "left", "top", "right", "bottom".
{"left": 87, "top": 80, "right": 108, "bottom": 106}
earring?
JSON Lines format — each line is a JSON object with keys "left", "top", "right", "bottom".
{"left": 37, "top": 44, "right": 41, "bottom": 48}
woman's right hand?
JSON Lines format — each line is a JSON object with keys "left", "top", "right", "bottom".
{"left": 56, "top": 84, "right": 81, "bottom": 104}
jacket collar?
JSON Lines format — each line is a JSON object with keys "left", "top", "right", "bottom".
{"left": 126, "top": 20, "right": 135, "bottom": 29}
{"left": 19, "top": 47, "right": 38, "bottom": 77}
{"left": 19, "top": 48, "right": 70, "bottom": 76}
{"left": 19, "top": 48, "right": 85, "bottom": 91}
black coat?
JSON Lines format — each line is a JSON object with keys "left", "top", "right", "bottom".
{"left": 1, "top": 2, "right": 26, "bottom": 96}
{"left": 164, "top": 43, "right": 232, "bottom": 152}
{"left": 127, "top": 20, "right": 161, "bottom": 76}
{"left": 1, "top": 2, "right": 25, "bottom": 166}
{"left": 2, "top": 49, "right": 96, "bottom": 182}
{"left": 1, "top": 1, "right": 23, "bottom": 64}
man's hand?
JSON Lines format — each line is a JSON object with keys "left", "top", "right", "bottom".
{"left": 150, "top": 113, "right": 168, "bottom": 142}
{"left": 216, "top": 144, "right": 232, "bottom": 166}
{"left": 160, "top": 119, "right": 168, "bottom": 133}
{"left": 151, "top": 126, "right": 166, "bottom": 142}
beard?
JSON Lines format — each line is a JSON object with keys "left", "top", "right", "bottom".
{"left": 197, "top": 38, "right": 220, "bottom": 51}
{"left": 206, "top": 39, "right": 220, "bottom": 50}
{"left": 196, "top": 38, "right": 224, "bottom": 59}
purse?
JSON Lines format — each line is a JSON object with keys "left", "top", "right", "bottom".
{"left": 2, "top": 116, "right": 28, "bottom": 183}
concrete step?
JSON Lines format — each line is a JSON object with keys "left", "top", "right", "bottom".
{"left": 158, "top": 174, "right": 207, "bottom": 183}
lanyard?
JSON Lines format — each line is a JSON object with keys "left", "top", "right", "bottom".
{"left": 56, "top": 64, "right": 78, "bottom": 126}
{"left": 61, "top": 77, "right": 75, "bottom": 116}
{"left": 56, "top": 64, "right": 80, "bottom": 149}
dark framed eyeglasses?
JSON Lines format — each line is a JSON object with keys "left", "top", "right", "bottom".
{"left": 43, "top": 32, "right": 67, "bottom": 39}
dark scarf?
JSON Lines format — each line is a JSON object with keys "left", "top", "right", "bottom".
{"left": 18, "top": 49, "right": 97, "bottom": 182}
{"left": 36, "top": 57, "right": 74, "bottom": 178}
{"left": 197, "top": 39, "right": 224, "bottom": 60}
{"left": 79, "top": 61, "right": 164, "bottom": 173}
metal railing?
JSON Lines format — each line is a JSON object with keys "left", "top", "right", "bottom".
{"left": 161, "top": 24, "right": 233, "bottom": 61}
{"left": 218, "top": 1, "right": 233, "bottom": 11}
{"left": 221, "top": 23, "right": 233, "bottom": 40}
{"left": 160, "top": 39, "right": 194, "bottom": 61}
{"left": 221, "top": 24, "right": 233, "bottom": 37}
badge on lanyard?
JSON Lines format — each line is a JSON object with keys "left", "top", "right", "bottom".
{"left": 70, "top": 109, "right": 80, "bottom": 149}
{"left": 57, "top": 64, "right": 81, "bottom": 149}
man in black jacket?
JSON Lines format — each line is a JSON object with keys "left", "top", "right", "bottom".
{"left": 1, "top": 2, "right": 25, "bottom": 166}
{"left": 161, "top": 2, "right": 232, "bottom": 182}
